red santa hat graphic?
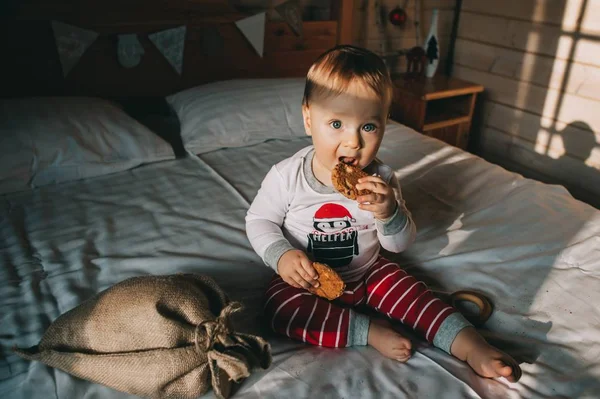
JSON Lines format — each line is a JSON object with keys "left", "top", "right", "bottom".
{"left": 313, "top": 203, "right": 356, "bottom": 223}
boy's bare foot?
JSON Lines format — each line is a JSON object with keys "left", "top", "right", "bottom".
{"left": 451, "top": 327, "right": 521, "bottom": 382}
{"left": 367, "top": 318, "right": 412, "bottom": 362}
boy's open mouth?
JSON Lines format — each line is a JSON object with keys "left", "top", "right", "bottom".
{"left": 339, "top": 156, "right": 358, "bottom": 166}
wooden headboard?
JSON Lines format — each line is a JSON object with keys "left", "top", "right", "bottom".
{"left": 2, "top": 0, "right": 353, "bottom": 98}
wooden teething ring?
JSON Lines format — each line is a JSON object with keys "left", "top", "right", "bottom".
{"left": 450, "top": 291, "right": 522, "bottom": 381}
{"left": 450, "top": 290, "right": 493, "bottom": 326}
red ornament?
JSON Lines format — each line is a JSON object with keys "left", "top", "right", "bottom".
{"left": 389, "top": 7, "right": 407, "bottom": 26}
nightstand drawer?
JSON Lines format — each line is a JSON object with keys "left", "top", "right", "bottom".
{"left": 390, "top": 74, "right": 483, "bottom": 150}
{"left": 424, "top": 94, "right": 473, "bottom": 130}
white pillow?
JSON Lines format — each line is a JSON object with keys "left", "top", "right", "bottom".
{"left": 166, "top": 78, "right": 307, "bottom": 154}
{"left": 0, "top": 97, "right": 175, "bottom": 194}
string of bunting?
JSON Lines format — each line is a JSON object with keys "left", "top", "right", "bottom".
{"left": 51, "top": 0, "right": 303, "bottom": 78}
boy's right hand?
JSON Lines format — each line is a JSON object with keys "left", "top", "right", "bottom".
{"left": 277, "top": 249, "right": 320, "bottom": 290}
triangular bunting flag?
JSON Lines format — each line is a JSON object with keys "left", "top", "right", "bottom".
{"left": 117, "top": 34, "right": 145, "bottom": 68}
{"left": 51, "top": 21, "right": 98, "bottom": 77}
{"left": 275, "top": 0, "right": 303, "bottom": 37}
{"left": 201, "top": 26, "right": 224, "bottom": 56}
{"left": 148, "top": 26, "right": 186, "bottom": 75}
{"left": 235, "top": 12, "right": 266, "bottom": 57}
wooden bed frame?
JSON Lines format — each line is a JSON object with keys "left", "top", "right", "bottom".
{"left": 2, "top": 0, "right": 353, "bottom": 98}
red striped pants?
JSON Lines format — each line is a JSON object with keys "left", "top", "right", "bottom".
{"left": 263, "top": 256, "right": 457, "bottom": 348}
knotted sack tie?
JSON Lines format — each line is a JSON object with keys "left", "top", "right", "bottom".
{"left": 195, "top": 302, "right": 271, "bottom": 399}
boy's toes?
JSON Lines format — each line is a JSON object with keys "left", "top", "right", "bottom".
{"left": 389, "top": 332, "right": 411, "bottom": 350}
{"left": 491, "top": 359, "right": 521, "bottom": 383}
{"left": 390, "top": 347, "right": 411, "bottom": 362}
{"left": 495, "top": 360, "right": 513, "bottom": 377}
{"left": 394, "top": 353, "right": 410, "bottom": 362}
{"left": 499, "top": 358, "right": 522, "bottom": 382}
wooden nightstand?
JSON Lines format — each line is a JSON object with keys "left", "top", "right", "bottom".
{"left": 390, "top": 74, "right": 484, "bottom": 150}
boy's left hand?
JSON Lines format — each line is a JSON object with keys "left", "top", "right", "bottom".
{"left": 356, "top": 176, "right": 397, "bottom": 220}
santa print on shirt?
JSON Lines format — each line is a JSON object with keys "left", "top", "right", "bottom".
{"left": 307, "top": 203, "right": 359, "bottom": 269}
{"left": 246, "top": 147, "right": 417, "bottom": 281}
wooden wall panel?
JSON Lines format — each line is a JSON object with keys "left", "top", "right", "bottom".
{"left": 453, "top": 0, "right": 600, "bottom": 208}
{"left": 454, "top": 38, "right": 600, "bottom": 102}
{"left": 483, "top": 102, "right": 600, "bottom": 165}
{"left": 480, "top": 126, "right": 600, "bottom": 194}
{"left": 457, "top": 11, "right": 600, "bottom": 68}
{"left": 462, "top": 0, "right": 600, "bottom": 35}
{"left": 453, "top": 66, "right": 600, "bottom": 135}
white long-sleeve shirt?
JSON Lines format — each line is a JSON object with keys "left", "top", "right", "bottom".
{"left": 246, "top": 146, "right": 416, "bottom": 282}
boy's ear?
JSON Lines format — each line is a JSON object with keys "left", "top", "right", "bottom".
{"left": 302, "top": 104, "right": 312, "bottom": 136}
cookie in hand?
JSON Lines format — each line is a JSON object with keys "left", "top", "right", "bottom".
{"left": 308, "top": 262, "right": 345, "bottom": 300}
{"left": 332, "top": 162, "right": 372, "bottom": 200}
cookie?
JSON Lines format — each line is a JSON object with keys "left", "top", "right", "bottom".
{"left": 308, "top": 262, "right": 345, "bottom": 300}
{"left": 331, "top": 162, "right": 372, "bottom": 200}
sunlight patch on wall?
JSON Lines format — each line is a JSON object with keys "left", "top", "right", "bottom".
{"left": 561, "top": 0, "right": 599, "bottom": 35}
{"left": 533, "top": 0, "right": 600, "bottom": 168}
{"left": 519, "top": 31, "right": 539, "bottom": 91}
{"left": 534, "top": 129, "right": 564, "bottom": 160}
{"left": 533, "top": 124, "right": 599, "bottom": 166}
{"left": 561, "top": 0, "right": 585, "bottom": 32}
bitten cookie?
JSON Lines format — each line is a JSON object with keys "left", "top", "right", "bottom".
{"left": 308, "top": 262, "right": 345, "bottom": 300}
{"left": 331, "top": 162, "right": 372, "bottom": 200}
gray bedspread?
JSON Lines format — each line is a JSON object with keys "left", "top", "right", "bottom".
{"left": 2, "top": 123, "right": 599, "bottom": 398}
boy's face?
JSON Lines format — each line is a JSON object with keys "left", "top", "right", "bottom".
{"left": 302, "top": 81, "right": 388, "bottom": 182}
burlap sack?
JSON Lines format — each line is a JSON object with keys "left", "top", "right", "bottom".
{"left": 14, "top": 274, "right": 272, "bottom": 399}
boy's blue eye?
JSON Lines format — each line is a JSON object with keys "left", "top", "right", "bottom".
{"left": 330, "top": 120, "right": 342, "bottom": 129}
{"left": 363, "top": 123, "right": 377, "bottom": 132}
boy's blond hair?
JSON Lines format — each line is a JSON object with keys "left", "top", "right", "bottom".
{"left": 302, "top": 45, "right": 393, "bottom": 108}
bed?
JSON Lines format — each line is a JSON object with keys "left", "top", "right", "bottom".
{"left": 2, "top": 2, "right": 600, "bottom": 399}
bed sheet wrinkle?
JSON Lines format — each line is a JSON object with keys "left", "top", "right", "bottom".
{"left": 185, "top": 153, "right": 252, "bottom": 207}
{"left": 0, "top": 155, "right": 262, "bottom": 385}
{"left": 239, "top": 335, "right": 481, "bottom": 398}
{"left": 0, "top": 206, "right": 43, "bottom": 284}
{"left": 277, "top": 93, "right": 296, "bottom": 138}
{"left": 197, "top": 134, "right": 598, "bottom": 397}
{"left": 2, "top": 127, "right": 600, "bottom": 398}
{"left": 407, "top": 190, "right": 582, "bottom": 266}
{"left": 381, "top": 127, "right": 600, "bottom": 395}
{"left": 196, "top": 137, "right": 314, "bottom": 203}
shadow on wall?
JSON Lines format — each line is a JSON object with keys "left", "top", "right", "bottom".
{"left": 557, "top": 121, "right": 599, "bottom": 207}
{"left": 560, "top": 121, "right": 597, "bottom": 169}
{"left": 464, "top": 0, "right": 600, "bottom": 210}
{"left": 507, "top": 120, "right": 599, "bottom": 210}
